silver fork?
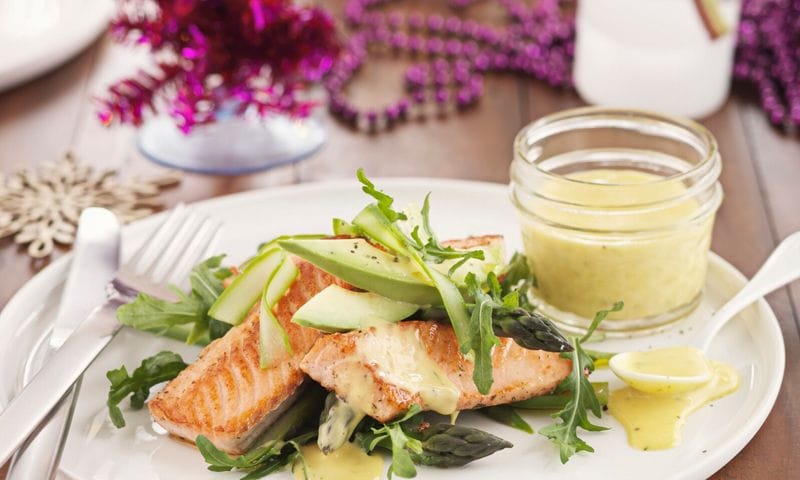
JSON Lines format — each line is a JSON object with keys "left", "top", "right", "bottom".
{"left": 0, "top": 204, "right": 223, "bottom": 466}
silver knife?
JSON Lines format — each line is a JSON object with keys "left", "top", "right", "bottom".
{"left": 6, "top": 208, "right": 120, "bottom": 480}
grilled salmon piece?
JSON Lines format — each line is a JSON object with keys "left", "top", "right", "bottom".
{"left": 300, "top": 321, "right": 571, "bottom": 422}
{"left": 149, "top": 235, "right": 503, "bottom": 451}
{"left": 148, "top": 257, "right": 348, "bottom": 454}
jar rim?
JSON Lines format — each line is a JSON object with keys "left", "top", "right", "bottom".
{"left": 513, "top": 106, "right": 719, "bottom": 188}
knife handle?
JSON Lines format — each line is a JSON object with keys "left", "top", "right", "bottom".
{"left": 0, "top": 301, "right": 122, "bottom": 467}
{"left": 6, "top": 380, "right": 81, "bottom": 480}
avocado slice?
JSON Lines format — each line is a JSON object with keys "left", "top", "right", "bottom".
{"left": 279, "top": 238, "right": 441, "bottom": 305}
{"left": 292, "top": 285, "right": 418, "bottom": 332}
{"left": 332, "top": 218, "right": 362, "bottom": 236}
{"left": 352, "top": 204, "right": 408, "bottom": 254}
{"left": 259, "top": 253, "right": 298, "bottom": 367}
{"left": 209, "top": 248, "right": 283, "bottom": 325}
{"left": 352, "top": 204, "right": 506, "bottom": 285}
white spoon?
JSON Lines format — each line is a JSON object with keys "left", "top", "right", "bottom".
{"left": 610, "top": 231, "right": 800, "bottom": 394}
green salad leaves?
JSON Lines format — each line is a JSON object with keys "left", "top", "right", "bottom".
{"left": 106, "top": 351, "right": 188, "bottom": 428}
{"left": 116, "top": 255, "right": 233, "bottom": 346}
{"left": 358, "top": 406, "right": 424, "bottom": 478}
{"left": 197, "top": 432, "right": 315, "bottom": 480}
{"left": 539, "top": 301, "right": 624, "bottom": 463}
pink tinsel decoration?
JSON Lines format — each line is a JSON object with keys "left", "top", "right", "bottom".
{"left": 97, "top": 0, "right": 340, "bottom": 133}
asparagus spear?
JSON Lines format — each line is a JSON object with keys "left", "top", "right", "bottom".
{"left": 317, "top": 393, "right": 365, "bottom": 454}
{"left": 406, "top": 422, "right": 513, "bottom": 468}
{"left": 356, "top": 411, "right": 513, "bottom": 475}
{"left": 492, "top": 308, "right": 572, "bottom": 352}
{"left": 417, "top": 304, "right": 572, "bottom": 354}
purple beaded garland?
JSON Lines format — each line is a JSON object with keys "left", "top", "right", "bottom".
{"left": 325, "top": 0, "right": 573, "bottom": 131}
{"left": 734, "top": 0, "right": 800, "bottom": 127}
{"left": 328, "top": 0, "right": 800, "bottom": 132}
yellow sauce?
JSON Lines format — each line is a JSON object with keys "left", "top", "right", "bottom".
{"left": 521, "top": 169, "right": 714, "bottom": 321}
{"left": 340, "top": 324, "right": 459, "bottom": 416}
{"left": 609, "top": 359, "right": 739, "bottom": 450}
{"left": 612, "top": 347, "right": 712, "bottom": 394}
{"left": 317, "top": 396, "right": 366, "bottom": 454}
{"left": 293, "top": 442, "right": 383, "bottom": 480}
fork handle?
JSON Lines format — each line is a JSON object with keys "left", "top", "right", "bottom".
{"left": 7, "top": 381, "right": 80, "bottom": 480}
{"left": 0, "top": 300, "right": 122, "bottom": 466}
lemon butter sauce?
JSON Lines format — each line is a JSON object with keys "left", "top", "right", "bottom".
{"left": 608, "top": 347, "right": 739, "bottom": 450}
{"left": 511, "top": 108, "right": 723, "bottom": 334}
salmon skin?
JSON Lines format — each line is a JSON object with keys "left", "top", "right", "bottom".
{"left": 300, "top": 321, "right": 572, "bottom": 422}
{"left": 148, "top": 257, "right": 348, "bottom": 454}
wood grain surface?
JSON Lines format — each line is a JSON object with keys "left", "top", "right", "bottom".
{"left": 1, "top": 2, "right": 798, "bottom": 478}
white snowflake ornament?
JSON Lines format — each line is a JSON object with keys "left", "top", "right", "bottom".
{"left": 0, "top": 153, "right": 180, "bottom": 258}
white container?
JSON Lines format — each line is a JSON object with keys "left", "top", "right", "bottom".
{"left": 573, "top": 0, "right": 742, "bottom": 118}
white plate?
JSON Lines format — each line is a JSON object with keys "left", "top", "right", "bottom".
{"left": 0, "top": 0, "right": 114, "bottom": 92}
{"left": 0, "top": 179, "right": 785, "bottom": 480}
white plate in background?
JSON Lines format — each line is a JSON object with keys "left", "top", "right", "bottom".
{"left": 0, "top": 0, "right": 114, "bottom": 92}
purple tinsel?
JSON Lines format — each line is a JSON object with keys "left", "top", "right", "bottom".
{"left": 735, "top": 0, "right": 800, "bottom": 126}
{"left": 328, "top": 0, "right": 800, "bottom": 132}
{"left": 98, "top": 0, "right": 340, "bottom": 133}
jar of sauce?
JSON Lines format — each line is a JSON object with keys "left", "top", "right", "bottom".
{"left": 510, "top": 107, "right": 723, "bottom": 335}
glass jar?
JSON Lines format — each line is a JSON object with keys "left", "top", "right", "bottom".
{"left": 510, "top": 107, "right": 723, "bottom": 335}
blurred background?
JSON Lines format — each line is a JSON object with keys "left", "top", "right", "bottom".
{"left": 0, "top": 1, "right": 798, "bottom": 476}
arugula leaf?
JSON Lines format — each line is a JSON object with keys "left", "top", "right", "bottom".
{"left": 116, "top": 255, "right": 231, "bottom": 345}
{"left": 357, "top": 168, "right": 407, "bottom": 222}
{"left": 187, "top": 255, "right": 232, "bottom": 343}
{"left": 116, "top": 288, "right": 205, "bottom": 334}
{"left": 580, "top": 302, "right": 623, "bottom": 343}
{"left": 190, "top": 255, "right": 231, "bottom": 306}
{"left": 538, "top": 301, "right": 624, "bottom": 463}
{"left": 106, "top": 351, "right": 187, "bottom": 428}
{"left": 479, "top": 405, "right": 534, "bottom": 434}
{"left": 358, "top": 405, "right": 424, "bottom": 479}
{"left": 465, "top": 273, "right": 501, "bottom": 394}
{"left": 196, "top": 431, "right": 316, "bottom": 479}
{"left": 412, "top": 194, "right": 485, "bottom": 268}
{"left": 462, "top": 270, "right": 572, "bottom": 393}
{"left": 499, "top": 252, "right": 535, "bottom": 309}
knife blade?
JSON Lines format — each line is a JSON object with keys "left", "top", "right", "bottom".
{"left": 6, "top": 208, "right": 120, "bottom": 479}
{"left": 50, "top": 208, "right": 121, "bottom": 348}
{"left": 0, "top": 299, "right": 122, "bottom": 466}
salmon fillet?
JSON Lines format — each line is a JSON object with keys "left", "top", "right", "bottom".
{"left": 148, "top": 257, "right": 348, "bottom": 454}
{"left": 300, "top": 321, "right": 572, "bottom": 422}
{"left": 149, "top": 235, "right": 504, "bottom": 452}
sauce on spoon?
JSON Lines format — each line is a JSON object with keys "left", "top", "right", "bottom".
{"left": 608, "top": 348, "right": 739, "bottom": 450}
{"left": 608, "top": 230, "right": 800, "bottom": 450}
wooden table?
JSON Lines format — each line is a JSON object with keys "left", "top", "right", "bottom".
{"left": 1, "top": 6, "right": 798, "bottom": 478}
